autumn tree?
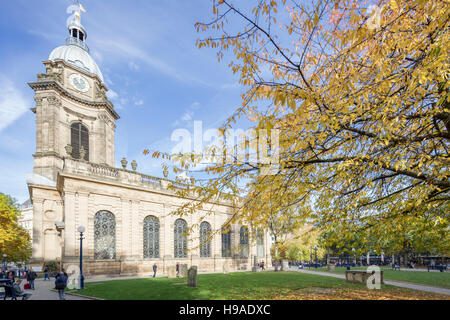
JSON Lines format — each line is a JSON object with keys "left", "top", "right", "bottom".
{"left": 0, "top": 193, "right": 32, "bottom": 264}
{"left": 149, "top": 0, "right": 449, "bottom": 250}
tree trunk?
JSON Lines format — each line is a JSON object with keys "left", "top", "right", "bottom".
{"left": 274, "top": 238, "right": 279, "bottom": 272}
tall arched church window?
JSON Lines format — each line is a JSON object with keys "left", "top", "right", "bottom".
{"left": 71, "top": 122, "right": 89, "bottom": 161}
{"left": 222, "top": 226, "right": 231, "bottom": 257}
{"left": 174, "top": 219, "right": 188, "bottom": 258}
{"left": 200, "top": 221, "right": 211, "bottom": 258}
{"left": 143, "top": 216, "right": 160, "bottom": 258}
{"left": 240, "top": 226, "right": 249, "bottom": 258}
{"left": 94, "top": 211, "right": 116, "bottom": 260}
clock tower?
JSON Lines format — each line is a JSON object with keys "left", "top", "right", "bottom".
{"left": 28, "top": 6, "right": 119, "bottom": 182}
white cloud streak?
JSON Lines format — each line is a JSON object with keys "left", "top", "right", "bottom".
{"left": 0, "top": 76, "right": 29, "bottom": 132}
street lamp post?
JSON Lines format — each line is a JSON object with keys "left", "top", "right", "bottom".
{"left": 77, "top": 226, "right": 85, "bottom": 290}
{"left": 309, "top": 245, "right": 312, "bottom": 269}
{"left": 314, "top": 245, "right": 318, "bottom": 268}
{"left": 2, "top": 254, "right": 6, "bottom": 273}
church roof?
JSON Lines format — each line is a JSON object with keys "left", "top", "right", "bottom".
{"left": 49, "top": 43, "right": 104, "bottom": 83}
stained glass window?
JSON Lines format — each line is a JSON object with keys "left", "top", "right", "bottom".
{"left": 240, "top": 226, "right": 249, "bottom": 258}
{"left": 143, "top": 216, "right": 160, "bottom": 258}
{"left": 174, "top": 219, "right": 187, "bottom": 258}
{"left": 222, "top": 226, "right": 231, "bottom": 257}
{"left": 257, "top": 229, "right": 264, "bottom": 258}
{"left": 200, "top": 221, "right": 211, "bottom": 258}
{"left": 94, "top": 211, "right": 116, "bottom": 260}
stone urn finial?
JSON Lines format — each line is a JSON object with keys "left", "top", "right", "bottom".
{"left": 121, "top": 157, "right": 128, "bottom": 169}
{"left": 65, "top": 144, "right": 73, "bottom": 157}
{"left": 131, "top": 160, "right": 137, "bottom": 171}
{"left": 163, "top": 166, "right": 168, "bottom": 178}
{"left": 79, "top": 146, "right": 86, "bottom": 160}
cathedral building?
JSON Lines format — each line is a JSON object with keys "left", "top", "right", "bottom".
{"left": 26, "top": 8, "right": 270, "bottom": 276}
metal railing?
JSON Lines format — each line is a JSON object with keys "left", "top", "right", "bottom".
{"left": 66, "top": 37, "right": 90, "bottom": 52}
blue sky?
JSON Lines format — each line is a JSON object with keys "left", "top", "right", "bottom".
{"left": 0, "top": 0, "right": 246, "bottom": 203}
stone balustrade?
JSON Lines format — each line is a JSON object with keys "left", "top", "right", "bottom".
{"left": 62, "top": 157, "right": 192, "bottom": 194}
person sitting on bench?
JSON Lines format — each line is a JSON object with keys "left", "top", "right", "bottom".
{"left": 13, "top": 280, "right": 32, "bottom": 300}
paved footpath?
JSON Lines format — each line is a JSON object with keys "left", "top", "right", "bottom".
{"left": 27, "top": 279, "right": 91, "bottom": 300}
{"left": 293, "top": 268, "right": 450, "bottom": 296}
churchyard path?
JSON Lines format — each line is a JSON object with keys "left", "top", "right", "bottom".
{"left": 27, "top": 278, "right": 91, "bottom": 300}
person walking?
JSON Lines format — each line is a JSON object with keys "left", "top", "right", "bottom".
{"left": 152, "top": 263, "right": 157, "bottom": 278}
{"left": 55, "top": 272, "right": 68, "bottom": 300}
{"left": 176, "top": 263, "right": 179, "bottom": 277}
{"left": 27, "top": 268, "right": 37, "bottom": 290}
{"left": 43, "top": 266, "right": 50, "bottom": 281}
{"left": 7, "top": 271, "right": 15, "bottom": 282}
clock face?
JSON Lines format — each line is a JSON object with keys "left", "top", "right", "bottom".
{"left": 69, "top": 73, "right": 90, "bottom": 93}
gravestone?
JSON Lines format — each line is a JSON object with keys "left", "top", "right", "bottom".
{"left": 281, "top": 260, "right": 289, "bottom": 271}
{"left": 179, "top": 264, "right": 188, "bottom": 277}
{"left": 187, "top": 266, "right": 198, "bottom": 287}
{"left": 167, "top": 266, "right": 176, "bottom": 278}
{"left": 223, "top": 262, "right": 229, "bottom": 274}
{"left": 345, "top": 270, "right": 384, "bottom": 284}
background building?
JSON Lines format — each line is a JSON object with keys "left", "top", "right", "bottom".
{"left": 19, "top": 199, "right": 34, "bottom": 242}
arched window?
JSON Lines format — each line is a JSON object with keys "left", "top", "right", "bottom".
{"left": 257, "top": 229, "right": 264, "bottom": 258}
{"left": 199, "top": 221, "right": 211, "bottom": 258}
{"left": 71, "top": 122, "right": 89, "bottom": 161}
{"left": 174, "top": 219, "right": 187, "bottom": 258}
{"left": 240, "top": 226, "right": 249, "bottom": 258}
{"left": 222, "top": 226, "right": 231, "bottom": 257}
{"left": 143, "top": 216, "right": 160, "bottom": 258}
{"left": 94, "top": 211, "right": 116, "bottom": 260}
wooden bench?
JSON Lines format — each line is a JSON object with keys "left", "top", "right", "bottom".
{"left": 345, "top": 270, "right": 384, "bottom": 284}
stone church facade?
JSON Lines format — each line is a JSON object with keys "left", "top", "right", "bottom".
{"left": 26, "top": 8, "right": 271, "bottom": 276}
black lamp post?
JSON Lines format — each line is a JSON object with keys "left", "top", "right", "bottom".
{"left": 314, "top": 245, "right": 318, "bottom": 268}
{"left": 2, "top": 254, "right": 6, "bottom": 273}
{"left": 77, "top": 226, "right": 85, "bottom": 290}
{"left": 309, "top": 245, "right": 312, "bottom": 269}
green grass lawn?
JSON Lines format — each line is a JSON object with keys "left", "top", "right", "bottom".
{"left": 314, "top": 267, "right": 450, "bottom": 289}
{"left": 72, "top": 271, "right": 447, "bottom": 300}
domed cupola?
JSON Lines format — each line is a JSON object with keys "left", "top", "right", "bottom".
{"left": 48, "top": 3, "right": 104, "bottom": 83}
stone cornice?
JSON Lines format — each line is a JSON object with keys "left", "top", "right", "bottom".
{"left": 28, "top": 80, "right": 120, "bottom": 120}
{"left": 33, "top": 151, "right": 64, "bottom": 160}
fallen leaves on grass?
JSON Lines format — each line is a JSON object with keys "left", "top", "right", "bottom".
{"left": 272, "top": 287, "right": 449, "bottom": 300}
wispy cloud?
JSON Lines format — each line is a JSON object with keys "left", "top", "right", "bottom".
{"left": 172, "top": 101, "right": 201, "bottom": 127}
{"left": 0, "top": 75, "right": 29, "bottom": 132}
{"left": 106, "top": 88, "right": 119, "bottom": 100}
{"left": 91, "top": 37, "right": 212, "bottom": 87}
{"left": 128, "top": 61, "right": 140, "bottom": 71}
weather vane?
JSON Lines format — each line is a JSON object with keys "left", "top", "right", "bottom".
{"left": 67, "top": 0, "right": 86, "bottom": 26}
